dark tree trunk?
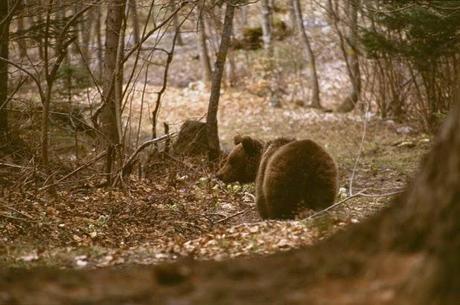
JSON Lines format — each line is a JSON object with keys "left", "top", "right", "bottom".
{"left": 99, "top": 0, "right": 125, "bottom": 181}
{"left": 206, "top": 2, "right": 235, "bottom": 161}
{"left": 0, "top": 0, "right": 9, "bottom": 140}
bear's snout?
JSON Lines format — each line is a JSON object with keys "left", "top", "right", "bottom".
{"left": 216, "top": 167, "right": 234, "bottom": 183}
{"left": 216, "top": 172, "right": 224, "bottom": 181}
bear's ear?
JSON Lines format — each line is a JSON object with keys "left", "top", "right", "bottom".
{"left": 241, "top": 137, "right": 261, "bottom": 156}
{"left": 234, "top": 135, "right": 243, "bottom": 145}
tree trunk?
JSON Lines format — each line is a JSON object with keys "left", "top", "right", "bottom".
{"left": 80, "top": 5, "right": 94, "bottom": 63}
{"left": 239, "top": 5, "right": 248, "bottom": 29}
{"left": 71, "top": 2, "right": 81, "bottom": 57}
{"left": 0, "top": 0, "right": 9, "bottom": 140}
{"left": 260, "top": 0, "right": 273, "bottom": 52}
{"left": 292, "top": 0, "right": 321, "bottom": 108}
{"left": 288, "top": 0, "right": 298, "bottom": 33}
{"left": 206, "top": 2, "right": 235, "bottom": 161}
{"left": 337, "top": 0, "right": 361, "bottom": 112}
{"left": 260, "top": 0, "right": 281, "bottom": 107}
{"left": 95, "top": 4, "right": 104, "bottom": 81}
{"left": 198, "top": 13, "right": 212, "bottom": 83}
{"left": 99, "top": 0, "right": 125, "bottom": 182}
{"left": 16, "top": 0, "right": 28, "bottom": 59}
{"left": 129, "top": 0, "right": 140, "bottom": 45}
{"left": 34, "top": 11, "right": 44, "bottom": 60}
{"left": 226, "top": 33, "right": 237, "bottom": 87}
{"left": 170, "top": 0, "right": 183, "bottom": 45}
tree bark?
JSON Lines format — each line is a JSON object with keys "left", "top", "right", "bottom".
{"left": 170, "top": 0, "right": 183, "bottom": 45}
{"left": 80, "top": 5, "right": 94, "bottom": 64}
{"left": 260, "top": 0, "right": 273, "bottom": 52}
{"left": 292, "top": 0, "right": 321, "bottom": 108}
{"left": 260, "top": 0, "right": 281, "bottom": 107}
{"left": 95, "top": 4, "right": 104, "bottom": 81}
{"left": 16, "top": 0, "right": 28, "bottom": 59}
{"left": 0, "top": 0, "right": 9, "bottom": 140}
{"left": 288, "top": 0, "right": 298, "bottom": 33}
{"left": 99, "top": 0, "right": 126, "bottom": 181}
{"left": 337, "top": 0, "right": 361, "bottom": 112}
{"left": 198, "top": 13, "right": 212, "bottom": 83}
{"left": 129, "top": 0, "right": 140, "bottom": 45}
{"left": 206, "top": 1, "right": 235, "bottom": 161}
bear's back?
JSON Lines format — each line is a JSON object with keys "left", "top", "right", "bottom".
{"left": 259, "top": 139, "right": 338, "bottom": 218}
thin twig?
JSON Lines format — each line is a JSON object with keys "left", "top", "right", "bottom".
{"left": 164, "top": 153, "right": 202, "bottom": 174}
{"left": 359, "top": 190, "right": 404, "bottom": 198}
{"left": 0, "top": 201, "right": 34, "bottom": 220}
{"left": 39, "top": 151, "right": 108, "bottom": 191}
{"left": 214, "top": 207, "right": 255, "bottom": 224}
{"left": 0, "top": 162, "right": 32, "bottom": 169}
{"left": 0, "top": 213, "right": 33, "bottom": 222}
{"left": 112, "top": 133, "right": 175, "bottom": 186}
{"left": 307, "top": 189, "right": 368, "bottom": 220}
{"left": 349, "top": 108, "right": 370, "bottom": 196}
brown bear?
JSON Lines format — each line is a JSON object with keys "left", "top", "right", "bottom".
{"left": 216, "top": 135, "right": 338, "bottom": 219}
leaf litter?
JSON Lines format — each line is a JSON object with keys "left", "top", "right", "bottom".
{"left": 1, "top": 60, "right": 430, "bottom": 269}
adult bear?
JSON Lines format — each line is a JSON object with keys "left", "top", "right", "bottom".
{"left": 216, "top": 135, "right": 338, "bottom": 219}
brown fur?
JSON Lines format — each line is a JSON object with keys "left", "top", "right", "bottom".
{"left": 216, "top": 135, "right": 338, "bottom": 219}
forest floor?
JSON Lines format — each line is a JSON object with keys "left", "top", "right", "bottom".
{"left": 0, "top": 84, "right": 432, "bottom": 304}
{"left": 0, "top": 30, "right": 433, "bottom": 304}
{"left": 1, "top": 84, "right": 430, "bottom": 272}
{"left": 0, "top": 79, "right": 435, "bottom": 304}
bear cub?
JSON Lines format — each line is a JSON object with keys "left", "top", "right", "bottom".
{"left": 216, "top": 135, "right": 338, "bottom": 219}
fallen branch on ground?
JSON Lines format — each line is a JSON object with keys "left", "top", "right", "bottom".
{"left": 306, "top": 188, "right": 403, "bottom": 220}
{"left": 214, "top": 207, "right": 255, "bottom": 225}
{"left": 39, "top": 151, "right": 108, "bottom": 191}
{"left": 112, "top": 133, "right": 176, "bottom": 187}
{"left": 307, "top": 189, "right": 368, "bottom": 220}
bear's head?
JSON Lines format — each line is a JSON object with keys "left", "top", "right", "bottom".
{"left": 216, "top": 135, "right": 264, "bottom": 183}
